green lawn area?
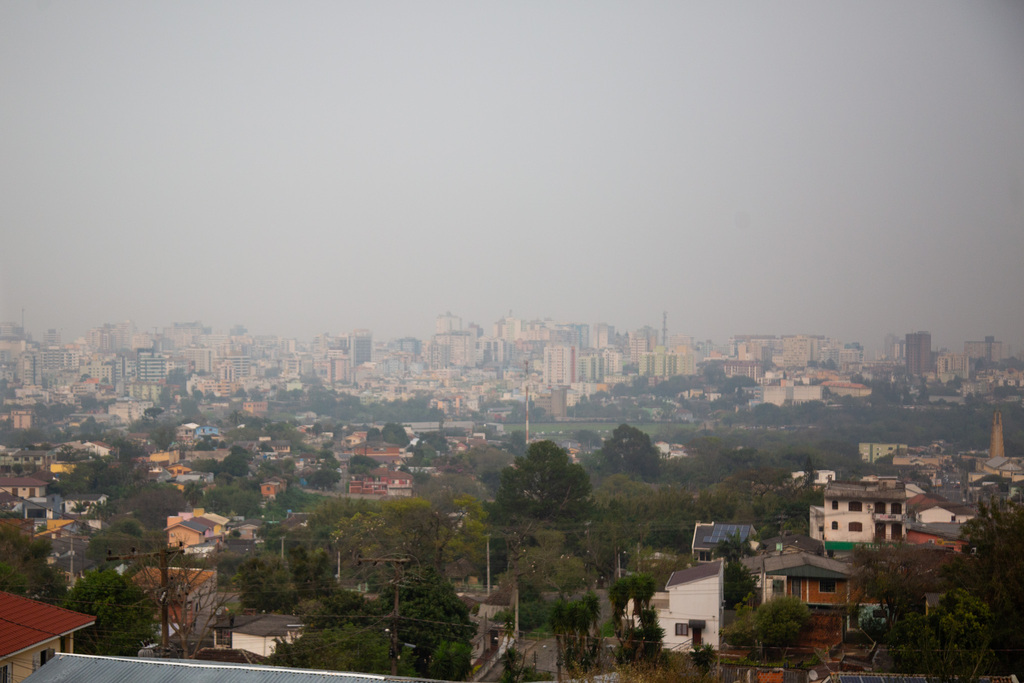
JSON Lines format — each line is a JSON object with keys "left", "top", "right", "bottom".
{"left": 507, "top": 422, "right": 691, "bottom": 438}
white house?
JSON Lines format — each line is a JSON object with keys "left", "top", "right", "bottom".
{"left": 655, "top": 560, "right": 723, "bottom": 651}
{"left": 214, "top": 613, "right": 302, "bottom": 657}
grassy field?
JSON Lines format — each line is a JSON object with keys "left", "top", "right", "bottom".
{"left": 506, "top": 422, "right": 697, "bottom": 438}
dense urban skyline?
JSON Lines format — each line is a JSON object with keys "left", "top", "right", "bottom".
{"left": 3, "top": 3, "right": 1023, "bottom": 349}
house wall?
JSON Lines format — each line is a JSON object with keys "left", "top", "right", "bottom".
{"left": 779, "top": 576, "right": 847, "bottom": 606}
{"left": 232, "top": 631, "right": 296, "bottom": 657}
{"left": 918, "top": 507, "right": 972, "bottom": 524}
{"left": 660, "top": 572, "right": 723, "bottom": 650}
{"left": 2, "top": 634, "right": 68, "bottom": 683}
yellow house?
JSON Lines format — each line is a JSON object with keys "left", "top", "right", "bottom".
{"left": 149, "top": 450, "right": 180, "bottom": 467}
{"left": 49, "top": 462, "right": 77, "bottom": 475}
{"left": 0, "top": 592, "right": 95, "bottom": 683}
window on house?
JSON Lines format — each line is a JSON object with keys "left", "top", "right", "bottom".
{"left": 831, "top": 521, "right": 838, "bottom": 530}
{"left": 772, "top": 579, "right": 785, "bottom": 595}
{"left": 831, "top": 500, "right": 839, "bottom": 510}
{"left": 849, "top": 501, "right": 862, "bottom": 512}
{"left": 675, "top": 623, "right": 689, "bottom": 636}
{"left": 891, "top": 503, "right": 902, "bottom": 514}
{"left": 819, "top": 580, "right": 837, "bottom": 593}
{"left": 875, "top": 502, "right": 886, "bottom": 514}
{"left": 849, "top": 522, "right": 863, "bottom": 532}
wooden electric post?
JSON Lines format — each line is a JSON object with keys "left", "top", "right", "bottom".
{"left": 358, "top": 556, "right": 410, "bottom": 675}
{"left": 107, "top": 545, "right": 183, "bottom": 654}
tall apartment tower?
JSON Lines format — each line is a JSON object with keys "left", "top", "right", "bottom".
{"left": 905, "top": 331, "right": 932, "bottom": 375}
{"left": 990, "top": 409, "right": 1005, "bottom": 459}
{"left": 349, "top": 330, "right": 373, "bottom": 365}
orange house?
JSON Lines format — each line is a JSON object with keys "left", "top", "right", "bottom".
{"left": 260, "top": 478, "right": 287, "bottom": 499}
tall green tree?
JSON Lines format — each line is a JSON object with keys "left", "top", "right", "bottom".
{"left": 597, "top": 424, "right": 661, "bottom": 481}
{"left": 852, "top": 543, "right": 946, "bottom": 628}
{"left": 397, "top": 566, "right": 476, "bottom": 677}
{"left": 236, "top": 554, "right": 297, "bottom": 613}
{"left": 609, "top": 573, "right": 663, "bottom": 665}
{"left": 723, "top": 560, "right": 757, "bottom": 608}
{"left": 889, "top": 589, "right": 994, "bottom": 682}
{"left": 945, "top": 499, "right": 1024, "bottom": 674}
{"left": 491, "top": 440, "right": 592, "bottom": 527}
{"left": 0, "top": 526, "right": 66, "bottom": 600}
{"left": 63, "top": 569, "right": 156, "bottom": 655}
{"left": 550, "top": 591, "right": 602, "bottom": 674}
{"left": 754, "top": 596, "right": 809, "bottom": 647}
{"left": 381, "top": 422, "right": 409, "bottom": 446}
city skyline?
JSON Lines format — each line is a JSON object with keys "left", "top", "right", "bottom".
{"left": 2, "top": 311, "right": 1014, "bottom": 360}
{"left": 2, "top": 3, "right": 1023, "bottom": 350}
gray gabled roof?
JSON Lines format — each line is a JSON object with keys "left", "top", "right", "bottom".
{"left": 23, "top": 653, "right": 446, "bottom": 683}
{"left": 666, "top": 560, "right": 723, "bottom": 588}
{"left": 741, "top": 552, "right": 851, "bottom": 580}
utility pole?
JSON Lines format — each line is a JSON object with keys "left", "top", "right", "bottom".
{"left": 358, "top": 556, "right": 410, "bottom": 676}
{"left": 486, "top": 535, "right": 491, "bottom": 596}
{"left": 107, "top": 546, "right": 183, "bottom": 654}
{"left": 524, "top": 361, "right": 530, "bottom": 446}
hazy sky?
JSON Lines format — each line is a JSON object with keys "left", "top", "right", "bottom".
{"left": 2, "top": 2, "right": 1023, "bottom": 353}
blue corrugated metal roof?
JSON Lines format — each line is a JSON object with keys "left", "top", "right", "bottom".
{"left": 24, "top": 653, "right": 446, "bottom": 683}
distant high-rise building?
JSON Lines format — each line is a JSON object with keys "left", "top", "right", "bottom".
{"left": 349, "top": 330, "right": 373, "bottom": 365}
{"left": 393, "top": 337, "right": 422, "bottom": 355}
{"left": 905, "top": 332, "right": 932, "bottom": 375}
{"left": 964, "top": 336, "right": 1003, "bottom": 363}
{"left": 136, "top": 350, "right": 168, "bottom": 382}
{"left": 436, "top": 312, "right": 462, "bottom": 335}
{"left": 543, "top": 345, "right": 576, "bottom": 386}
{"left": 593, "top": 323, "right": 613, "bottom": 349}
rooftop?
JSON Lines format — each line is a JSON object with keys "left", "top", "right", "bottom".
{"left": 0, "top": 591, "right": 95, "bottom": 658}
{"left": 666, "top": 560, "right": 723, "bottom": 588}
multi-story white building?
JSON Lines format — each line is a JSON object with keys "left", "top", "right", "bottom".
{"left": 936, "top": 352, "right": 970, "bottom": 380}
{"left": 781, "top": 335, "right": 820, "bottom": 368}
{"left": 655, "top": 560, "right": 724, "bottom": 650}
{"left": 810, "top": 480, "right": 906, "bottom": 554}
{"left": 543, "top": 345, "right": 576, "bottom": 386}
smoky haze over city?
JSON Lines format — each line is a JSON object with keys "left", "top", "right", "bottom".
{"left": 2, "top": 2, "right": 1024, "bottom": 351}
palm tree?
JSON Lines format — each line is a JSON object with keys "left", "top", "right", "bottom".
{"left": 550, "top": 591, "right": 602, "bottom": 675}
{"left": 183, "top": 481, "right": 205, "bottom": 509}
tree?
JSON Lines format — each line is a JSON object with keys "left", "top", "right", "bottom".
{"left": 348, "top": 454, "right": 378, "bottom": 475}
{"left": 852, "top": 544, "right": 947, "bottom": 628}
{"left": 236, "top": 554, "right": 297, "bottom": 613}
{"left": 754, "top": 596, "right": 809, "bottom": 648}
{"left": 289, "top": 546, "right": 333, "bottom": 602}
{"left": 491, "top": 440, "right": 592, "bottom": 527}
{"left": 381, "top": 422, "right": 409, "bottom": 447}
{"left": 397, "top": 566, "right": 477, "bottom": 677}
{"left": 723, "top": 560, "right": 757, "bottom": 608}
{"left": 270, "top": 624, "right": 411, "bottom": 675}
{"left": 550, "top": 591, "right": 602, "bottom": 675}
{"left": 0, "top": 525, "right": 66, "bottom": 600}
{"left": 429, "top": 641, "right": 473, "bottom": 682}
{"left": 889, "top": 589, "right": 994, "bottom": 682}
{"left": 598, "top": 424, "right": 661, "bottom": 481}
{"left": 182, "top": 481, "right": 205, "bottom": 508}
{"left": 944, "top": 499, "right": 1024, "bottom": 673}
{"left": 609, "top": 573, "right": 664, "bottom": 665}
{"left": 308, "top": 468, "right": 341, "bottom": 491}
{"left": 63, "top": 569, "right": 156, "bottom": 656}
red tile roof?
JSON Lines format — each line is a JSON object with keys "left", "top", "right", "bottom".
{"left": 0, "top": 591, "right": 95, "bottom": 658}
